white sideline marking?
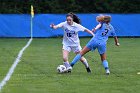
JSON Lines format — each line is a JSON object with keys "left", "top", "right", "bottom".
{"left": 0, "top": 38, "right": 33, "bottom": 91}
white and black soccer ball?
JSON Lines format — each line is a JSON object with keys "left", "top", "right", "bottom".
{"left": 57, "top": 65, "right": 67, "bottom": 73}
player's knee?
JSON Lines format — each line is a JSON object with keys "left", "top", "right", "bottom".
{"left": 80, "top": 51, "right": 84, "bottom": 56}
{"left": 80, "top": 57, "right": 86, "bottom": 62}
{"left": 100, "top": 53, "right": 106, "bottom": 61}
{"left": 101, "top": 56, "right": 106, "bottom": 61}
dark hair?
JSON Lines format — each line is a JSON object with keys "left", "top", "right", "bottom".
{"left": 66, "top": 12, "right": 81, "bottom": 24}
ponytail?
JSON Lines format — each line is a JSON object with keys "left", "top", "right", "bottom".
{"left": 67, "top": 12, "right": 81, "bottom": 24}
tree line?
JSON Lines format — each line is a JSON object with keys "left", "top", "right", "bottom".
{"left": 0, "top": 0, "right": 140, "bottom": 14}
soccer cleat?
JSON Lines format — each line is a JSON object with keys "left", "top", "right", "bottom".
{"left": 86, "top": 67, "right": 91, "bottom": 73}
{"left": 106, "top": 69, "right": 110, "bottom": 75}
{"left": 67, "top": 70, "right": 71, "bottom": 73}
{"left": 70, "top": 64, "right": 74, "bottom": 67}
{"left": 66, "top": 66, "right": 72, "bottom": 73}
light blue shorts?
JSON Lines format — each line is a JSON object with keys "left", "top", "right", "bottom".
{"left": 86, "top": 39, "right": 106, "bottom": 54}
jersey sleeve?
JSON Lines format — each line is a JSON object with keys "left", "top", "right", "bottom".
{"left": 76, "top": 24, "right": 87, "bottom": 32}
{"left": 111, "top": 26, "right": 117, "bottom": 37}
{"left": 56, "top": 22, "right": 65, "bottom": 28}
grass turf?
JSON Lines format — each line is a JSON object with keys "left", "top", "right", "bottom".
{"left": 0, "top": 38, "right": 140, "bottom": 93}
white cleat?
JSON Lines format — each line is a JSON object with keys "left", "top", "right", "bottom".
{"left": 66, "top": 66, "right": 72, "bottom": 73}
{"left": 106, "top": 69, "right": 110, "bottom": 75}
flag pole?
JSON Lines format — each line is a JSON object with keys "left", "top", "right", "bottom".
{"left": 31, "top": 5, "right": 34, "bottom": 39}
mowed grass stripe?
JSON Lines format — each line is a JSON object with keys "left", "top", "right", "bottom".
{"left": 1, "top": 38, "right": 140, "bottom": 93}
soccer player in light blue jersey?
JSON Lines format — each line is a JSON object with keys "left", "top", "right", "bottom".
{"left": 69, "top": 15, "right": 120, "bottom": 75}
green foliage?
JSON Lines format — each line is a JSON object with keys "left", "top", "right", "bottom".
{"left": 0, "top": 0, "right": 140, "bottom": 13}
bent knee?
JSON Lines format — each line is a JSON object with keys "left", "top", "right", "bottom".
{"left": 80, "top": 57, "right": 86, "bottom": 62}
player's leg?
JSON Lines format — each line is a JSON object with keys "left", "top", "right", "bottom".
{"left": 63, "top": 50, "right": 70, "bottom": 68}
{"left": 73, "top": 45, "right": 90, "bottom": 70}
{"left": 70, "top": 39, "right": 96, "bottom": 67}
{"left": 74, "top": 49, "right": 91, "bottom": 73}
{"left": 70, "top": 46, "right": 91, "bottom": 67}
{"left": 80, "top": 56, "right": 91, "bottom": 73}
{"left": 62, "top": 45, "right": 71, "bottom": 68}
{"left": 69, "top": 39, "right": 96, "bottom": 72}
{"left": 100, "top": 53, "right": 110, "bottom": 75}
{"left": 98, "top": 43, "right": 110, "bottom": 75}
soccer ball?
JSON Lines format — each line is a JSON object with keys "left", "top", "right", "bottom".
{"left": 57, "top": 65, "right": 67, "bottom": 73}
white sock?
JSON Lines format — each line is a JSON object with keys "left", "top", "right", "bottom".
{"left": 82, "top": 59, "right": 89, "bottom": 68}
{"left": 63, "top": 62, "right": 70, "bottom": 68}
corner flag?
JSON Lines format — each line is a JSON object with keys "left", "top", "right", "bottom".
{"left": 31, "top": 5, "right": 34, "bottom": 18}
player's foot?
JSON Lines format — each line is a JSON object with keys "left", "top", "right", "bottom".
{"left": 66, "top": 66, "right": 72, "bottom": 73}
{"left": 68, "top": 70, "right": 71, "bottom": 73}
{"left": 86, "top": 67, "right": 91, "bottom": 73}
{"left": 106, "top": 69, "right": 110, "bottom": 75}
{"left": 70, "top": 64, "right": 74, "bottom": 67}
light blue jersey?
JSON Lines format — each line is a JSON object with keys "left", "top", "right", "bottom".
{"left": 94, "top": 23, "right": 116, "bottom": 42}
{"left": 86, "top": 23, "right": 116, "bottom": 54}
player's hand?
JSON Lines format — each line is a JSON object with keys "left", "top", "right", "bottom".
{"left": 50, "top": 24, "right": 55, "bottom": 28}
{"left": 92, "top": 28, "right": 96, "bottom": 33}
{"left": 115, "top": 43, "right": 120, "bottom": 46}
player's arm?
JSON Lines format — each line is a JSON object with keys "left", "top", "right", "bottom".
{"left": 50, "top": 22, "right": 64, "bottom": 29}
{"left": 92, "top": 23, "right": 102, "bottom": 32}
{"left": 114, "top": 36, "right": 120, "bottom": 46}
{"left": 84, "top": 29, "right": 95, "bottom": 37}
{"left": 50, "top": 24, "right": 59, "bottom": 29}
{"left": 77, "top": 23, "right": 95, "bottom": 37}
{"left": 111, "top": 26, "right": 120, "bottom": 46}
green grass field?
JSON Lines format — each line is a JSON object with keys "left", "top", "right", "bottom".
{"left": 0, "top": 38, "right": 140, "bottom": 93}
